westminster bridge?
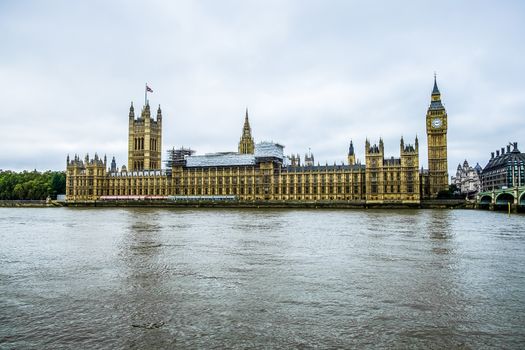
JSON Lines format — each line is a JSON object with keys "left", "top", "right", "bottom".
{"left": 477, "top": 186, "right": 525, "bottom": 212}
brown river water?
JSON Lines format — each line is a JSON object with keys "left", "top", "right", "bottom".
{"left": 0, "top": 208, "right": 524, "bottom": 349}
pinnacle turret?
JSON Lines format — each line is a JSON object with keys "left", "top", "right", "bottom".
{"left": 238, "top": 108, "right": 255, "bottom": 154}
{"left": 242, "top": 108, "right": 251, "bottom": 136}
{"left": 129, "top": 102, "right": 135, "bottom": 119}
{"left": 157, "top": 104, "right": 162, "bottom": 121}
{"left": 348, "top": 140, "right": 356, "bottom": 165}
{"left": 432, "top": 73, "right": 440, "bottom": 95}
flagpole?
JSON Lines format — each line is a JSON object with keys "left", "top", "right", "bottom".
{"left": 145, "top": 83, "right": 147, "bottom": 106}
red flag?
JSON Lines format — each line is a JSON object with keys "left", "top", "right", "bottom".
{"left": 146, "top": 85, "right": 153, "bottom": 93}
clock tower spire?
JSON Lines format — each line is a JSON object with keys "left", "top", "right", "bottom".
{"left": 426, "top": 74, "right": 448, "bottom": 198}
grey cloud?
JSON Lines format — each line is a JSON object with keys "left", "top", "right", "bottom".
{"left": 0, "top": 0, "right": 523, "bottom": 174}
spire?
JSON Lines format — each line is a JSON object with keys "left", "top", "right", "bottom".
{"left": 348, "top": 140, "right": 355, "bottom": 165}
{"left": 242, "top": 109, "right": 251, "bottom": 137}
{"left": 110, "top": 156, "right": 117, "bottom": 172}
{"left": 129, "top": 102, "right": 135, "bottom": 119}
{"left": 238, "top": 108, "right": 255, "bottom": 154}
{"left": 157, "top": 104, "right": 162, "bottom": 121}
{"left": 429, "top": 74, "right": 444, "bottom": 109}
{"left": 243, "top": 108, "right": 250, "bottom": 135}
{"left": 348, "top": 140, "right": 354, "bottom": 155}
{"left": 432, "top": 72, "right": 440, "bottom": 95}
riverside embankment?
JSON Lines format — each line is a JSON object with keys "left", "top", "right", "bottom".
{"left": 61, "top": 199, "right": 468, "bottom": 209}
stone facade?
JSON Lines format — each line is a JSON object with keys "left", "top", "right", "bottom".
{"left": 451, "top": 160, "right": 481, "bottom": 195}
{"left": 128, "top": 102, "right": 162, "bottom": 171}
{"left": 66, "top": 78, "right": 446, "bottom": 204}
{"left": 238, "top": 109, "right": 255, "bottom": 154}
{"left": 426, "top": 76, "right": 449, "bottom": 197}
{"left": 481, "top": 143, "right": 525, "bottom": 191}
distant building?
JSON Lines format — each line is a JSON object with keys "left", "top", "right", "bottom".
{"left": 451, "top": 160, "right": 482, "bottom": 195}
{"left": 304, "top": 150, "right": 315, "bottom": 167}
{"left": 481, "top": 142, "right": 525, "bottom": 191}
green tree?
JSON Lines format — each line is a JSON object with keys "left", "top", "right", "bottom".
{"left": 0, "top": 170, "right": 67, "bottom": 200}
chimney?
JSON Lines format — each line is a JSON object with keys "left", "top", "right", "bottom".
{"left": 507, "top": 145, "right": 511, "bottom": 153}
{"left": 514, "top": 142, "right": 518, "bottom": 150}
{"left": 501, "top": 147, "right": 505, "bottom": 155}
{"left": 496, "top": 150, "right": 500, "bottom": 157}
{"left": 491, "top": 152, "right": 494, "bottom": 159}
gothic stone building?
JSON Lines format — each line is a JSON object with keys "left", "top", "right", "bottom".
{"left": 66, "top": 78, "right": 448, "bottom": 203}
{"left": 425, "top": 77, "right": 448, "bottom": 197}
{"left": 451, "top": 160, "right": 482, "bottom": 195}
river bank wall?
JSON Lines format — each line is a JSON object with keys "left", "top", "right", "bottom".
{"left": 60, "top": 199, "right": 468, "bottom": 209}
{"left": 7, "top": 199, "right": 523, "bottom": 212}
{"left": 0, "top": 200, "right": 53, "bottom": 208}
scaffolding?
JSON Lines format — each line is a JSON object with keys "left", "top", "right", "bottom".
{"left": 165, "top": 147, "right": 196, "bottom": 169}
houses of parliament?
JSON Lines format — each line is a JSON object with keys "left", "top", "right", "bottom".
{"left": 65, "top": 78, "right": 449, "bottom": 203}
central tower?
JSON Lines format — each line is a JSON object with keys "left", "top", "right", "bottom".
{"left": 426, "top": 76, "right": 448, "bottom": 197}
{"left": 128, "top": 102, "right": 162, "bottom": 171}
{"left": 238, "top": 108, "right": 255, "bottom": 154}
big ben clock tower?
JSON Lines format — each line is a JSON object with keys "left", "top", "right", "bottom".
{"left": 426, "top": 75, "right": 448, "bottom": 197}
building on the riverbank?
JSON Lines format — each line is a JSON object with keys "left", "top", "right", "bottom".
{"left": 424, "top": 76, "right": 449, "bottom": 198}
{"left": 66, "top": 78, "right": 449, "bottom": 204}
{"left": 451, "top": 160, "right": 482, "bottom": 196}
{"left": 480, "top": 142, "right": 525, "bottom": 191}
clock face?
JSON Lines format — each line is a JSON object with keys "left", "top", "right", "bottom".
{"left": 431, "top": 117, "right": 442, "bottom": 128}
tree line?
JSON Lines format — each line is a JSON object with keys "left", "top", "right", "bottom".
{"left": 0, "top": 170, "right": 66, "bottom": 200}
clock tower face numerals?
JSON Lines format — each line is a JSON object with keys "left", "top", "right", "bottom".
{"left": 431, "top": 117, "right": 442, "bottom": 129}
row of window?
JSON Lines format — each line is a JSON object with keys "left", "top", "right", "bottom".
{"left": 70, "top": 183, "right": 417, "bottom": 197}
{"left": 133, "top": 137, "right": 159, "bottom": 151}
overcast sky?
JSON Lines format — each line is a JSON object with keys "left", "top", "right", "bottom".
{"left": 1, "top": 0, "right": 524, "bottom": 176}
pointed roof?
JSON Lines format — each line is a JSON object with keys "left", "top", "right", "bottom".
{"left": 432, "top": 73, "right": 440, "bottom": 95}
{"left": 429, "top": 74, "right": 445, "bottom": 110}
{"left": 348, "top": 140, "right": 354, "bottom": 155}
{"left": 242, "top": 108, "right": 252, "bottom": 136}
{"left": 156, "top": 104, "right": 162, "bottom": 120}
{"left": 129, "top": 101, "right": 135, "bottom": 118}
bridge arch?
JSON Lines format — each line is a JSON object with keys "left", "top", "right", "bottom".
{"left": 479, "top": 195, "right": 492, "bottom": 204}
{"left": 519, "top": 192, "right": 525, "bottom": 206}
{"left": 495, "top": 192, "right": 514, "bottom": 205}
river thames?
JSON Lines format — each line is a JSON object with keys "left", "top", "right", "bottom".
{"left": 0, "top": 208, "right": 524, "bottom": 349}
